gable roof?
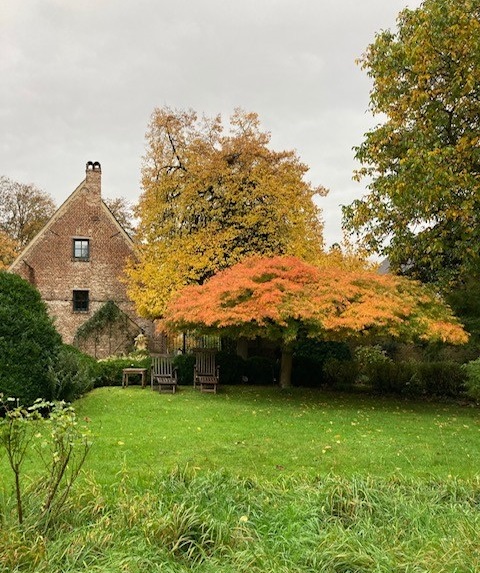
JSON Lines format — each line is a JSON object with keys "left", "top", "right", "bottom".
{"left": 9, "top": 175, "right": 134, "bottom": 270}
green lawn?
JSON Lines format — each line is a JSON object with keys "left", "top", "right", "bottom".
{"left": 3, "top": 385, "right": 480, "bottom": 572}
{"left": 74, "top": 384, "right": 480, "bottom": 483}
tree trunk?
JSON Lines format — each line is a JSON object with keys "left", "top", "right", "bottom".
{"left": 279, "top": 347, "right": 293, "bottom": 388}
{"left": 236, "top": 337, "right": 248, "bottom": 360}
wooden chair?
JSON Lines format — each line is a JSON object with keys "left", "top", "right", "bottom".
{"left": 151, "top": 354, "right": 178, "bottom": 393}
{"left": 194, "top": 351, "right": 220, "bottom": 393}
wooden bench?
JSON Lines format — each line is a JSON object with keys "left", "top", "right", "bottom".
{"left": 194, "top": 351, "right": 220, "bottom": 393}
{"left": 151, "top": 354, "right": 178, "bottom": 393}
{"left": 122, "top": 367, "right": 148, "bottom": 388}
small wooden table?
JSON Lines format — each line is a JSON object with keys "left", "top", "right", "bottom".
{"left": 122, "top": 367, "right": 148, "bottom": 388}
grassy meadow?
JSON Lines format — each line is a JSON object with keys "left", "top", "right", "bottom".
{"left": 74, "top": 385, "right": 480, "bottom": 482}
{"left": 2, "top": 385, "right": 480, "bottom": 572}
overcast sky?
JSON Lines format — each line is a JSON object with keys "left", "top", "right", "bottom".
{"left": 1, "top": 0, "right": 422, "bottom": 246}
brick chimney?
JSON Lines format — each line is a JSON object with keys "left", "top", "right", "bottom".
{"left": 85, "top": 161, "right": 102, "bottom": 197}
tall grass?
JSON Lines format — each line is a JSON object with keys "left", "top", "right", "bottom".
{"left": 1, "top": 468, "right": 480, "bottom": 572}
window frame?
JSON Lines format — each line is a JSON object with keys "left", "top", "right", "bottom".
{"left": 72, "top": 238, "right": 90, "bottom": 261}
{"left": 72, "top": 290, "right": 90, "bottom": 313}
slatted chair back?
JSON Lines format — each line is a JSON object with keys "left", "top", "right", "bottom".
{"left": 151, "top": 354, "right": 177, "bottom": 393}
{"left": 194, "top": 351, "right": 220, "bottom": 393}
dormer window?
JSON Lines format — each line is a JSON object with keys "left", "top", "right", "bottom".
{"left": 73, "top": 238, "right": 90, "bottom": 261}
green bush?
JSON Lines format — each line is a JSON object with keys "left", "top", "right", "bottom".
{"left": 95, "top": 354, "right": 151, "bottom": 387}
{"left": 216, "top": 351, "right": 245, "bottom": 385}
{"left": 173, "top": 353, "right": 195, "bottom": 385}
{"left": 418, "top": 362, "right": 467, "bottom": 397}
{"left": 355, "top": 345, "right": 393, "bottom": 384}
{"left": 0, "top": 271, "right": 62, "bottom": 405}
{"left": 369, "top": 361, "right": 420, "bottom": 395}
{"left": 245, "top": 356, "right": 277, "bottom": 385}
{"left": 50, "top": 345, "right": 99, "bottom": 402}
{"left": 462, "top": 358, "right": 480, "bottom": 401}
{"left": 293, "top": 339, "right": 351, "bottom": 387}
{"left": 370, "top": 361, "right": 466, "bottom": 398}
{"left": 322, "top": 358, "right": 360, "bottom": 389}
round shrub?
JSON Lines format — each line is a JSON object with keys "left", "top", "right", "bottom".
{"left": 0, "top": 271, "right": 62, "bottom": 405}
{"left": 50, "top": 345, "right": 99, "bottom": 402}
{"left": 369, "top": 360, "right": 466, "bottom": 398}
{"left": 322, "top": 358, "right": 360, "bottom": 390}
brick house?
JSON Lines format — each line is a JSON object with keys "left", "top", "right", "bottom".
{"left": 10, "top": 161, "right": 152, "bottom": 357}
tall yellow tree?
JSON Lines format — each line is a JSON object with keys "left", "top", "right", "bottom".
{"left": 127, "top": 107, "right": 326, "bottom": 318}
{"left": 0, "top": 230, "right": 18, "bottom": 270}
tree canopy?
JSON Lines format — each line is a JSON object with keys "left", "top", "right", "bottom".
{"left": 343, "top": 0, "right": 480, "bottom": 288}
{"left": 162, "top": 255, "right": 468, "bottom": 387}
{"left": 0, "top": 176, "right": 56, "bottom": 252}
{"left": 0, "top": 230, "right": 18, "bottom": 270}
{"left": 127, "top": 107, "right": 326, "bottom": 318}
{"left": 104, "top": 196, "right": 136, "bottom": 237}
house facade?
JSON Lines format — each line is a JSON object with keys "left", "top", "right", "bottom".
{"left": 10, "top": 161, "right": 152, "bottom": 357}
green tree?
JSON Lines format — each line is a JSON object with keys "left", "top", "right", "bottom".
{"left": 127, "top": 107, "right": 326, "bottom": 318}
{"left": 0, "top": 176, "right": 56, "bottom": 249}
{"left": 343, "top": 0, "right": 480, "bottom": 288}
{"left": 0, "top": 271, "right": 62, "bottom": 404}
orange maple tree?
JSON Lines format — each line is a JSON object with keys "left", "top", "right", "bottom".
{"left": 162, "top": 255, "right": 468, "bottom": 387}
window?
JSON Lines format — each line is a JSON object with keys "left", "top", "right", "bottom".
{"left": 72, "top": 290, "right": 89, "bottom": 312}
{"left": 73, "top": 238, "right": 90, "bottom": 261}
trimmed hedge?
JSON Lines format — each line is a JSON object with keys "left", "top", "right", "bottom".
{"left": 95, "top": 354, "right": 151, "bottom": 387}
{"left": 368, "top": 360, "right": 467, "bottom": 398}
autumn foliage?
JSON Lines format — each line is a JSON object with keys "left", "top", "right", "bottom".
{"left": 127, "top": 107, "right": 325, "bottom": 318}
{"left": 0, "top": 230, "right": 19, "bottom": 269}
{"left": 163, "top": 255, "right": 468, "bottom": 346}
{"left": 343, "top": 0, "right": 480, "bottom": 287}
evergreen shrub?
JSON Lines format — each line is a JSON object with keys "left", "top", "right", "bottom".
{"left": 293, "top": 339, "right": 351, "bottom": 387}
{"left": 323, "top": 358, "right": 360, "bottom": 389}
{"left": 370, "top": 361, "right": 466, "bottom": 398}
{"left": 50, "top": 345, "right": 99, "bottom": 402}
{"left": 173, "top": 353, "right": 195, "bottom": 385}
{"left": 0, "top": 271, "right": 62, "bottom": 404}
{"left": 216, "top": 351, "right": 245, "bottom": 385}
{"left": 245, "top": 356, "right": 277, "bottom": 385}
{"left": 462, "top": 358, "right": 480, "bottom": 401}
{"left": 417, "top": 362, "right": 466, "bottom": 397}
{"left": 95, "top": 354, "right": 151, "bottom": 387}
{"left": 369, "top": 361, "right": 420, "bottom": 395}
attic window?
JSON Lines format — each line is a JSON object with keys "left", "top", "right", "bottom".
{"left": 73, "top": 238, "right": 90, "bottom": 261}
{"left": 73, "top": 290, "right": 89, "bottom": 313}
